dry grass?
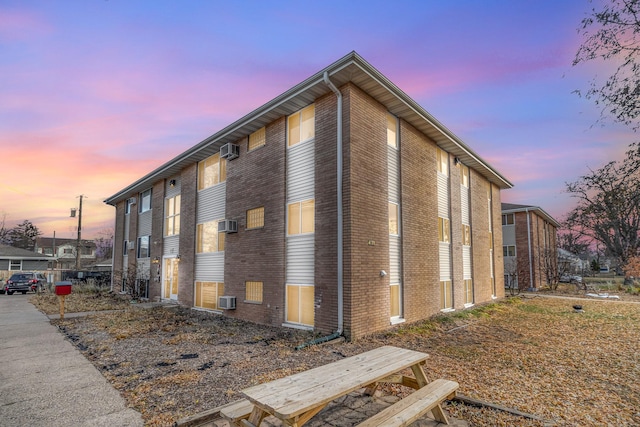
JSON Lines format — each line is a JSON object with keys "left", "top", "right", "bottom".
{"left": 38, "top": 291, "right": 640, "bottom": 426}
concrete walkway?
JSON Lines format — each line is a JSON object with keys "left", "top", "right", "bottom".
{"left": 0, "top": 294, "right": 143, "bottom": 427}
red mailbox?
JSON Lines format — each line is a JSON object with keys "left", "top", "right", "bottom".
{"left": 55, "top": 281, "right": 72, "bottom": 296}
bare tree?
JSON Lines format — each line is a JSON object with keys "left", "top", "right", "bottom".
{"left": 574, "top": 0, "right": 640, "bottom": 130}
{"left": 565, "top": 143, "right": 640, "bottom": 268}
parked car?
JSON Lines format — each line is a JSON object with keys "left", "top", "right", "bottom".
{"left": 559, "top": 274, "right": 583, "bottom": 284}
{"left": 4, "top": 272, "right": 46, "bottom": 295}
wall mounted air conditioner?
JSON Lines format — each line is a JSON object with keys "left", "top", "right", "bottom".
{"left": 218, "top": 219, "right": 238, "bottom": 233}
{"left": 128, "top": 197, "right": 137, "bottom": 205}
{"left": 219, "top": 296, "right": 236, "bottom": 310}
{"left": 220, "top": 143, "right": 240, "bottom": 160}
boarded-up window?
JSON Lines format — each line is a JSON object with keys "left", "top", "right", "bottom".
{"left": 288, "top": 200, "right": 314, "bottom": 235}
{"left": 245, "top": 281, "right": 263, "bottom": 303}
{"left": 198, "top": 153, "right": 227, "bottom": 190}
{"left": 440, "top": 280, "right": 452, "bottom": 310}
{"left": 286, "top": 284, "right": 314, "bottom": 326}
{"left": 195, "top": 282, "right": 224, "bottom": 310}
{"left": 246, "top": 207, "right": 265, "bottom": 229}
{"left": 249, "top": 127, "right": 266, "bottom": 151}
{"left": 288, "top": 105, "right": 315, "bottom": 147}
{"left": 196, "top": 221, "right": 225, "bottom": 253}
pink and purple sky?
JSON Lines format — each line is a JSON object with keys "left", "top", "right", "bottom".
{"left": 1, "top": 1, "right": 636, "bottom": 240}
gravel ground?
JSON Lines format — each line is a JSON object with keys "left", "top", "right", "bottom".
{"left": 33, "top": 289, "right": 640, "bottom": 427}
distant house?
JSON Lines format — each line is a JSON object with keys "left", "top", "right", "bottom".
{"left": 0, "top": 244, "right": 54, "bottom": 282}
{"left": 105, "top": 52, "right": 513, "bottom": 339}
{"left": 34, "top": 237, "right": 96, "bottom": 270}
{"left": 558, "top": 248, "right": 583, "bottom": 275}
{"left": 501, "top": 203, "right": 559, "bottom": 291}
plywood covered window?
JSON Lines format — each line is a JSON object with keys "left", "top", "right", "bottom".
{"left": 245, "top": 281, "right": 263, "bottom": 303}
{"left": 462, "top": 224, "right": 471, "bottom": 246}
{"left": 246, "top": 207, "right": 265, "bottom": 229}
{"left": 464, "top": 279, "right": 473, "bottom": 305}
{"left": 436, "top": 147, "right": 448, "bottom": 176}
{"left": 440, "top": 280, "right": 452, "bottom": 310}
{"left": 387, "top": 113, "right": 398, "bottom": 148}
{"left": 461, "top": 164, "right": 469, "bottom": 187}
{"left": 195, "top": 281, "right": 224, "bottom": 310}
{"left": 248, "top": 127, "right": 266, "bottom": 151}
{"left": 198, "top": 153, "right": 227, "bottom": 190}
{"left": 288, "top": 104, "right": 315, "bottom": 147}
{"left": 438, "top": 217, "right": 450, "bottom": 243}
{"left": 196, "top": 220, "right": 225, "bottom": 253}
{"left": 288, "top": 200, "right": 314, "bottom": 235}
{"left": 390, "top": 284, "right": 400, "bottom": 317}
{"left": 286, "top": 284, "right": 314, "bottom": 326}
{"left": 389, "top": 203, "right": 399, "bottom": 235}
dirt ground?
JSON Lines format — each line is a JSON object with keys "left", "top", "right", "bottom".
{"left": 32, "top": 287, "right": 640, "bottom": 426}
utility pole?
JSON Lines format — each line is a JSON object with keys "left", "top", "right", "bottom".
{"left": 75, "top": 195, "right": 83, "bottom": 271}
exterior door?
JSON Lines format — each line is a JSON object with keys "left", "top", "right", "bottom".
{"left": 163, "top": 257, "right": 179, "bottom": 300}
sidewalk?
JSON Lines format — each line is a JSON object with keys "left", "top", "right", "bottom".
{"left": 0, "top": 294, "right": 143, "bottom": 427}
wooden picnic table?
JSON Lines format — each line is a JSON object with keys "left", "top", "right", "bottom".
{"left": 233, "top": 345, "right": 437, "bottom": 427}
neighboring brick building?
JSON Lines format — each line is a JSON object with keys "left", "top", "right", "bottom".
{"left": 501, "top": 203, "right": 559, "bottom": 291}
{"left": 105, "top": 52, "right": 513, "bottom": 340}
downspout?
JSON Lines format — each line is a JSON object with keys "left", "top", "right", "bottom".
{"left": 526, "top": 209, "right": 534, "bottom": 291}
{"left": 295, "top": 72, "right": 344, "bottom": 351}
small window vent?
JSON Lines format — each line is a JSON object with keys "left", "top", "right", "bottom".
{"left": 220, "top": 143, "right": 240, "bottom": 160}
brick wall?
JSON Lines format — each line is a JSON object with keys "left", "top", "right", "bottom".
{"left": 343, "top": 83, "right": 390, "bottom": 339}
{"left": 112, "top": 201, "right": 125, "bottom": 290}
{"left": 178, "top": 163, "right": 197, "bottom": 306}
{"left": 449, "top": 157, "right": 464, "bottom": 309}
{"left": 491, "top": 184, "right": 505, "bottom": 299}
{"left": 224, "top": 117, "right": 287, "bottom": 327}
{"left": 149, "top": 180, "right": 165, "bottom": 300}
{"left": 470, "top": 171, "right": 491, "bottom": 301}
{"left": 314, "top": 92, "right": 339, "bottom": 334}
{"left": 399, "top": 120, "right": 440, "bottom": 321}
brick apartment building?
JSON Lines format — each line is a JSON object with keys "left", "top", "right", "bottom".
{"left": 105, "top": 52, "right": 513, "bottom": 339}
{"left": 501, "top": 203, "right": 559, "bottom": 291}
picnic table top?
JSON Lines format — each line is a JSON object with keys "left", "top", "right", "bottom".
{"left": 240, "top": 345, "right": 429, "bottom": 420}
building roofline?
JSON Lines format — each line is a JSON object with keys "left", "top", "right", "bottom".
{"left": 501, "top": 203, "right": 560, "bottom": 228}
{"left": 105, "top": 51, "right": 512, "bottom": 205}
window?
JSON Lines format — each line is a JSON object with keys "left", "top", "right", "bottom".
{"left": 462, "top": 224, "right": 471, "bottom": 246}
{"left": 139, "top": 189, "right": 152, "bottom": 213}
{"left": 464, "top": 279, "right": 473, "bottom": 305}
{"left": 288, "top": 104, "right": 315, "bottom": 147}
{"left": 390, "top": 283, "right": 400, "bottom": 317}
{"left": 195, "top": 281, "right": 224, "bottom": 310}
{"left": 198, "top": 153, "right": 227, "bottom": 190}
{"left": 123, "top": 240, "right": 129, "bottom": 256}
{"left": 503, "top": 245, "right": 516, "bottom": 257}
{"left": 137, "top": 236, "right": 149, "bottom": 258}
{"left": 248, "top": 127, "right": 266, "bottom": 151}
{"left": 286, "top": 284, "right": 314, "bottom": 326}
{"left": 125, "top": 198, "right": 134, "bottom": 214}
{"left": 165, "top": 195, "right": 181, "bottom": 236}
{"left": 9, "top": 260, "right": 21, "bottom": 271}
{"left": 440, "top": 280, "right": 452, "bottom": 310}
{"left": 387, "top": 113, "right": 398, "bottom": 148}
{"left": 288, "top": 200, "right": 314, "bottom": 235}
{"left": 438, "top": 217, "right": 450, "bottom": 243}
{"left": 196, "top": 221, "right": 225, "bottom": 253}
{"left": 502, "top": 213, "right": 515, "bottom": 225}
{"left": 245, "top": 281, "right": 263, "bottom": 303}
{"left": 63, "top": 248, "right": 73, "bottom": 254}
{"left": 246, "top": 207, "right": 265, "bottom": 229}
{"left": 461, "top": 165, "right": 469, "bottom": 188}
{"left": 81, "top": 247, "right": 93, "bottom": 255}
{"left": 389, "top": 203, "right": 399, "bottom": 235}
{"left": 436, "top": 147, "right": 448, "bottom": 176}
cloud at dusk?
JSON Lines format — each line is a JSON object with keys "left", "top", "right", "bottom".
{"left": 1, "top": 0, "right": 636, "bottom": 240}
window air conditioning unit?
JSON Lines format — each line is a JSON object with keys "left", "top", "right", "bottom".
{"left": 219, "top": 296, "right": 236, "bottom": 310}
{"left": 128, "top": 197, "right": 137, "bottom": 205}
{"left": 218, "top": 219, "right": 238, "bottom": 234}
{"left": 220, "top": 143, "right": 240, "bottom": 160}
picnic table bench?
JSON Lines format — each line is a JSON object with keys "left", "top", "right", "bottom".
{"left": 220, "top": 345, "right": 458, "bottom": 427}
